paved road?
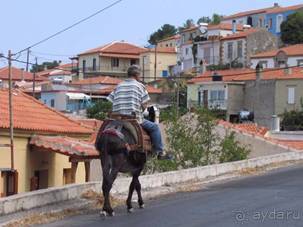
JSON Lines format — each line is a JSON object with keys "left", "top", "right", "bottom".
{"left": 44, "top": 165, "right": 303, "bottom": 227}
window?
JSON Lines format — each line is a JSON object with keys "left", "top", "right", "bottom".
{"left": 268, "top": 18, "right": 273, "bottom": 29}
{"left": 185, "top": 48, "right": 189, "bottom": 55}
{"left": 92, "top": 58, "right": 96, "bottom": 71}
{"left": 50, "top": 99, "right": 55, "bottom": 107}
{"left": 204, "top": 47, "right": 211, "bottom": 63}
{"left": 276, "top": 14, "right": 283, "bottom": 33}
{"left": 162, "top": 70, "right": 168, "bottom": 77}
{"left": 170, "top": 43, "right": 173, "bottom": 47}
{"left": 166, "top": 44, "right": 169, "bottom": 47}
{"left": 297, "top": 59, "right": 303, "bottom": 66}
{"left": 82, "top": 60, "right": 86, "bottom": 72}
{"left": 287, "top": 87, "right": 295, "bottom": 104}
{"left": 130, "top": 59, "right": 136, "bottom": 65}
{"left": 258, "top": 18, "right": 263, "bottom": 27}
{"left": 182, "top": 34, "right": 185, "bottom": 43}
{"left": 210, "top": 90, "right": 225, "bottom": 100}
{"left": 258, "top": 60, "right": 268, "bottom": 69}
{"left": 111, "top": 58, "right": 119, "bottom": 67}
{"left": 237, "top": 41, "right": 243, "bottom": 58}
{"left": 227, "top": 42, "right": 233, "bottom": 60}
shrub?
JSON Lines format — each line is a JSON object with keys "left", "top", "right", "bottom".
{"left": 219, "top": 131, "right": 250, "bottom": 163}
{"left": 86, "top": 100, "right": 112, "bottom": 120}
{"left": 281, "top": 110, "right": 303, "bottom": 131}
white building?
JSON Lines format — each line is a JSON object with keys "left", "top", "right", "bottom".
{"left": 250, "top": 44, "right": 303, "bottom": 69}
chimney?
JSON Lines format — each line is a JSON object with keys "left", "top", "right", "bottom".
{"left": 232, "top": 20, "right": 237, "bottom": 34}
{"left": 271, "top": 115, "right": 280, "bottom": 132}
{"left": 256, "top": 63, "right": 263, "bottom": 80}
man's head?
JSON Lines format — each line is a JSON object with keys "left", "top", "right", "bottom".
{"left": 127, "top": 65, "right": 141, "bottom": 80}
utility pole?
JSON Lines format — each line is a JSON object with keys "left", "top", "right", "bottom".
{"left": 8, "top": 50, "right": 14, "bottom": 170}
{"left": 32, "top": 57, "right": 37, "bottom": 98}
{"left": 154, "top": 43, "right": 157, "bottom": 81}
{"left": 142, "top": 56, "right": 145, "bottom": 83}
{"left": 26, "top": 48, "right": 30, "bottom": 72}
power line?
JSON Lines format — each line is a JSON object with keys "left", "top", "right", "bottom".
{"left": 14, "top": 0, "right": 124, "bottom": 55}
{"left": 31, "top": 51, "right": 76, "bottom": 57}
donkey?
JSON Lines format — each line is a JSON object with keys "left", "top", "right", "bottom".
{"left": 95, "top": 119, "right": 150, "bottom": 217}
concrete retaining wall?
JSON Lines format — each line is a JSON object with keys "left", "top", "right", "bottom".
{"left": 1, "top": 151, "right": 303, "bottom": 216}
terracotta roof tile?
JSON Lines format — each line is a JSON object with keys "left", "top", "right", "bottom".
{"left": 208, "top": 23, "right": 244, "bottom": 31}
{"left": 0, "top": 67, "right": 46, "bottom": 82}
{"left": 189, "top": 67, "right": 303, "bottom": 84}
{"left": 79, "top": 41, "right": 146, "bottom": 56}
{"left": 223, "top": 6, "right": 277, "bottom": 20}
{"left": 30, "top": 135, "right": 99, "bottom": 158}
{"left": 0, "top": 89, "right": 92, "bottom": 135}
{"left": 158, "top": 34, "right": 180, "bottom": 42}
{"left": 251, "top": 44, "right": 303, "bottom": 58}
{"left": 220, "top": 28, "right": 259, "bottom": 40}
{"left": 71, "top": 76, "right": 122, "bottom": 85}
{"left": 266, "top": 4, "right": 303, "bottom": 14}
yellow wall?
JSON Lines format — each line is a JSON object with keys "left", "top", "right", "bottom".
{"left": 139, "top": 52, "right": 177, "bottom": 82}
{"left": 0, "top": 134, "right": 86, "bottom": 195}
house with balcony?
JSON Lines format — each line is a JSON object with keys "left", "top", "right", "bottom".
{"left": 76, "top": 41, "right": 146, "bottom": 79}
{"left": 139, "top": 47, "right": 177, "bottom": 83}
{"left": 250, "top": 44, "right": 303, "bottom": 69}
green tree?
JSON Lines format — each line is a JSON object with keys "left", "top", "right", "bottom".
{"left": 31, "top": 60, "right": 60, "bottom": 73}
{"left": 178, "top": 19, "right": 195, "bottom": 32}
{"left": 211, "top": 13, "right": 222, "bottom": 25}
{"left": 86, "top": 100, "right": 112, "bottom": 120}
{"left": 148, "top": 24, "right": 177, "bottom": 45}
{"left": 197, "top": 16, "right": 211, "bottom": 24}
{"left": 281, "top": 10, "right": 303, "bottom": 45}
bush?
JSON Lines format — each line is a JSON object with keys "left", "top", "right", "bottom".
{"left": 219, "top": 132, "right": 250, "bottom": 163}
{"left": 281, "top": 110, "right": 303, "bottom": 131}
{"left": 86, "top": 100, "right": 112, "bottom": 120}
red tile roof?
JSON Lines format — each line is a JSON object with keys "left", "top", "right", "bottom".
{"left": 141, "top": 47, "right": 177, "bottom": 54}
{"left": 71, "top": 76, "right": 122, "bottom": 86}
{"left": 79, "top": 41, "right": 147, "bottom": 57}
{"left": 0, "top": 67, "right": 46, "bottom": 82}
{"left": 179, "top": 26, "right": 198, "bottom": 33}
{"left": 158, "top": 34, "right": 180, "bottom": 42}
{"left": 218, "top": 120, "right": 303, "bottom": 151}
{"left": 266, "top": 4, "right": 303, "bottom": 14}
{"left": 0, "top": 89, "right": 92, "bottom": 135}
{"left": 188, "top": 67, "right": 303, "bottom": 84}
{"left": 220, "top": 28, "right": 259, "bottom": 40}
{"left": 223, "top": 6, "right": 277, "bottom": 20}
{"left": 208, "top": 23, "right": 244, "bottom": 31}
{"left": 37, "top": 63, "right": 74, "bottom": 77}
{"left": 30, "top": 135, "right": 99, "bottom": 158}
{"left": 251, "top": 44, "right": 303, "bottom": 58}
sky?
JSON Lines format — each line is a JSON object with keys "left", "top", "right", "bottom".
{"left": 0, "top": 0, "right": 302, "bottom": 68}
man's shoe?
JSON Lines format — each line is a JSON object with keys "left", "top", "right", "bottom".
{"left": 157, "top": 152, "right": 174, "bottom": 160}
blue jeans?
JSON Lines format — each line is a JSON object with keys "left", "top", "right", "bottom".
{"left": 141, "top": 120, "right": 163, "bottom": 154}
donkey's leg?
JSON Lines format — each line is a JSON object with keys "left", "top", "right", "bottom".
{"left": 126, "top": 176, "right": 136, "bottom": 213}
{"left": 101, "top": 165, "right": 119, "bottom": 216}
{"left": 134, "top": 171, "right": 144, "bottom": 208}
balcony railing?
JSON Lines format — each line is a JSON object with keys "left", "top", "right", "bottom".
{"left": 208, "top": 99, "right": 227, "bottom": 110}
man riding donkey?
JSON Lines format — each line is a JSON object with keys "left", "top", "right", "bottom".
{"left": 107, "top": 65, "right": 172, "bottom": 160}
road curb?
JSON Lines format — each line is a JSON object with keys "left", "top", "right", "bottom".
{"left": 1, "top": 151, "right": 303, "bottom": 216}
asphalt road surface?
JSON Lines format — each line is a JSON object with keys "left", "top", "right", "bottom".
{"left": 44, "top": 165, "right": 303, "bottom": 227}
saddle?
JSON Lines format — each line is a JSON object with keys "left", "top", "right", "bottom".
{"left": 97, "top": 113, "right": 152, "bottom": 154}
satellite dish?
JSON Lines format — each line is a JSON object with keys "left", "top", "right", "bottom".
{"left": 199, "top": 23, "right": 208, "bottom": 35}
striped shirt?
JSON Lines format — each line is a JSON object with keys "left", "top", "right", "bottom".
{"left": 107, "top": 79, "right": 150, "bottom": 123}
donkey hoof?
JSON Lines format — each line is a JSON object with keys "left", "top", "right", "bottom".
{"left": 127, "top": 208, "right": 134, "bottom": 213}
{"left": 100, "top": 211, "right": 107, "bottom": 217}
{"left": 139, "top": 204, "right": 145, "bottom": 209}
